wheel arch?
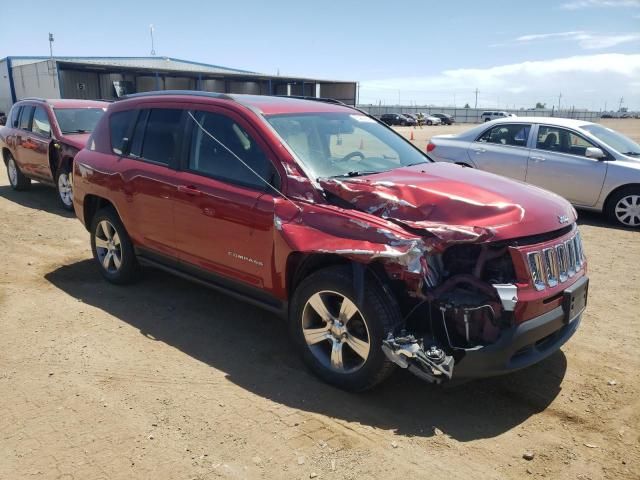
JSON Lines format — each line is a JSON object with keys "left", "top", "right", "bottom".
{"left": 83, "top": 194, "right": 118, "bottom": 231}
{"left": 286, "top": 252, "right": 400, "bottom": 304}
{"left": 603, "top": 183, "right": 640, "bottom": 212}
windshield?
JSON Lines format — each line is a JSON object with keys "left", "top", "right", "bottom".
{"left": 265, "top": 112, "right": 430, "bottom": 178}
{"left": 581, "top": 124, "right": 640, "bottom": 156}
{"left": 54, "top": 108, "right": 106, "bottom": 134}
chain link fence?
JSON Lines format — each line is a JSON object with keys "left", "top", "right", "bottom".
{"left": 356, "top": 105, "right": 602, "bottom": 123}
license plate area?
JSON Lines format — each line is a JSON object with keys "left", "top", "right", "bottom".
{"left": 563, "top": 276, "right": 589, "bottom": 323}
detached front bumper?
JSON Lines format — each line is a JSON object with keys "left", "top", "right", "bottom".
{"left": 382, "top": 276, "right": 587, "bottom": 383}
{"left": 454, "top": 275, "right": 588, "bottom": 378}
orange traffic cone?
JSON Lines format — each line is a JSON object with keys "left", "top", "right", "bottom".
{"left": 410, "top": 130, "right": 415, "bottom": 141}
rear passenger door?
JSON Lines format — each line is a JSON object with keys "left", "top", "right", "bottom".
{"left": 109, "top": 107, "right": 183, "bottom": 258}
{"left": 13, "top": 105, "right": 36, "bottom": 175}
{"left": 172, "top": 107, "right": 280, "bottom": 294}
{"left": 467, "top": 123, "right": 532, "bottom": 181}
{"left": 525, "top": 125, "right": 607, "bottom": 206}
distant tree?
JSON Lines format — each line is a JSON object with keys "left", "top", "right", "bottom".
{"left": 464, "top": 103, "right": 470, "bottom": 109}
{"left": 535, "top": 102, "right": 546, "bottom": 109}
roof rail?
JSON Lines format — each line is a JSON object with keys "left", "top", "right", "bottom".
{"left": 274, "top": 95, "right": 348, "bottom": 106}
{"left": 19, "top": 97, "right": 47, "bottom": 102}
{"left": 121, "top": 90, "right": 234, "bottom": 101}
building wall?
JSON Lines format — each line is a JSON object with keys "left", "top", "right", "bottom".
{"left": 12, "top": 61, "right": 61, "bottom": 101}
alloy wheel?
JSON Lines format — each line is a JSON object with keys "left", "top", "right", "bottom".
{"left": 301, "top": 291, "right": 371, "bottom": 374}
{"left": 94, "top": 220, "right": 122, "bottom": 273}
{"left": 58, "top": 171, "right": 73, "bottom": 207}
{"left": 7, "top": 158, "right": 18, "bottom": 186}
{"left": 614, "top": 195, "right": 640, "bottom": 227}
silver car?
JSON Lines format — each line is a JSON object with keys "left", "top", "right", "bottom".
{"left": 428, "top": 117, "right": 640, "bottom": 228}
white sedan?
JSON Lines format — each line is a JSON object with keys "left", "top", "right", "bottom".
{"left": 427, "top": 117, "right": 640, "bottom": 228}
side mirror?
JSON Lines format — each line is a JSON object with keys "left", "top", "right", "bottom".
{"left": 585, "top": 146, "right": 606, "bottom": 159}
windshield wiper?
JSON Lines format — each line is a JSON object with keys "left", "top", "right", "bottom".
{"left": 344, "top": 170, "right": 380, "bottom": 177}
{"left": 405, "top": 161, "right": 429, "bottom": 167}
{"left": 623, "top": 151, "right": 640, "bottom": 156}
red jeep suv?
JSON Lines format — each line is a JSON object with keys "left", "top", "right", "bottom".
{"left": 0, "top": 98, "right": 107, "bottom": 210}
{"left": 72, "top": 91, "right": 588, "bottom": 391}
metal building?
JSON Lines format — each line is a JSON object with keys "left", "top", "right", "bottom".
{"left": 0, "top": 56, "right": 358, "bottom": 114}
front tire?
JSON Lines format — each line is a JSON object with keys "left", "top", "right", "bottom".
{"left": 606, "top": 187, "right": 640, "bottom": 228}
{"left": 289, "top": 265, "right": 401, "bottom": 391}
{"left": 90, "top": 207, "right": 139, "bottom": 284}
{"left": 5, "top": 153, "right": 31, "bottom": 191}
{"left": 56, "top": 162, "right": 74, "bottom": 211}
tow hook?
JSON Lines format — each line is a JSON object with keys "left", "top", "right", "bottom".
{"left": 382, "top": 333, "right": 454, "bottom": 384}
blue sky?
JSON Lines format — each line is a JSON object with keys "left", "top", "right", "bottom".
{"left": 1, "top": 0, "right": 638, "bottom": 109}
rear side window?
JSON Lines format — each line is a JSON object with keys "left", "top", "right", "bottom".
{"left": 31, "top": 107, "right": 51, "bottom": 137}
{"left": 188, "top": 110, "right": 273, "bottom": 189}
{"left": 19, "top": 106, "right": 34, "bottom": 130}
{"left": 139, "top": 109, "right": 183, "bottom": 165}
{"left": 478, "top": 124, "right": 531, "bottom": 147}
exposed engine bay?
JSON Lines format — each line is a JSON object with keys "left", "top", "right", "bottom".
{"left": 382, "top": 243, "right": 519, "bottom": 384}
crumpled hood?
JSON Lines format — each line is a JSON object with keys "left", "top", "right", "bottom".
{"left": 319, "top": 162, "right": 576, "bottom": 242}
{"left": 59, "top": 133, "right": 91, "bottom": 150}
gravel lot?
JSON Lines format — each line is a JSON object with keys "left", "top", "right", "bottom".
{"left": 1, "top": 120, "right": 639, "bottom": 480}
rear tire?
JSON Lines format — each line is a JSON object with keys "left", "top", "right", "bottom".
{"left": 56, "top": 162, "right": 74, "bottom": 211}
{"left": 90, "top": 207, "right": 139, "bottom": 284}
{"left": 289, "top": 265, "right": 401, "bottom": 391}
{"left": 5, "top": 153, "right": 31, "bottom": 191}
{"left": 605, "top": 186, "right": 640, "bottom": 228}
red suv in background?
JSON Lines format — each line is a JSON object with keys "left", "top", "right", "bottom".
{"left": 72, "top": 91, "right": 588, "bottom": 391}
{"left": 0, "top": 98, "right": 107, "bottom": 210}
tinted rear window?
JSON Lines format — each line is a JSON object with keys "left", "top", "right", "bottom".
{"left": 139, "top": 109, "right": 183, "bottom": 165}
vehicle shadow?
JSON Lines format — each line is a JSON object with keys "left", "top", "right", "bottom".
{"left": 45, "top": 260, "right": 568, "bottom": 442}
{"left": 576, "top": 208, "right": 636, "bottom": 232}
{"left": 0, "top": 184, "right": 73, "bottom": 218}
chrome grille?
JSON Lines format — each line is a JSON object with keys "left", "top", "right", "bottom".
{"left": 527, "top": 231, "right": 585, "bottom": 291}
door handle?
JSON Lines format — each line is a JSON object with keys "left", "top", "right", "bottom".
{"left": 472, "top": 148, "right": 486, "bottom": 154}
{"left": 530, "top": 155, "right": 546, "bottom": 162}
{"left": 177, "top": 185, "right": 201, "bottom": 196}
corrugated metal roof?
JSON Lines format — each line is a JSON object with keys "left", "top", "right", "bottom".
{"left": 5, "top": 56, "right": 257, "bottom": 74}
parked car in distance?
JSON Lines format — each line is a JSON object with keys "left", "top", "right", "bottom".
{"left": 380, "top": 113, "right": 416, "bottom": 126}
{"left": 73, "top": 91, "right": 587, "bottom": 391}
{"left": 422, "top": 114, "right": 442, "bottom": 126}
{"left": 431, "top": 113, "right": 454, "bottom": 125}
{"left": 0, "top": 98, "right": 108, "bottom": 210}
{"left": 428, "top": 117, "right": 640, "bottom": 227}
{"left": 481, "top": 111, "right": 516, "bottom": 122}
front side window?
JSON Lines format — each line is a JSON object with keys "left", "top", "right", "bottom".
{"left": 31, "top": 107, "right": 51, "bottom": 137}
{"left": 188, "top": 111, "right": 273, "bottom": 189}
{"left": 477, "top": 124, "right": 531, "bottom": 147}
{"left": 139, "top": 109, "right": 183, "bottom": 165}
{"left": 537, "top": 126, "right": 598, "bottom": 157}
{"left": 266, "top": 112, "right": 429, "bottom": 178}
{"left": 54, "top": 108, "right": 106, "bottom": 134}
{"left": 581, "top": 124, "right": 640, "bottom": 156}
{"left": 19, "top": 106, "right": 34, "bottom": 130}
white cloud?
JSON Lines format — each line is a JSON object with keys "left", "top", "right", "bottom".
{"left": 514, "top": 30, "right": 640, "bottom": 49}
{"left": 359, "top": 54, "right": 640, "bottom": 109}
{"left": 560, "top": 0, "right": 640, "bottom": 9}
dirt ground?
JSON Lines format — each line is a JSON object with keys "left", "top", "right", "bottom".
{"left": 1, "top": 120, "right": 639, "bottom": 480}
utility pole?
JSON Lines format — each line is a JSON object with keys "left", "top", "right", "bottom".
{"left": 48, "top": 33, "right": 54, "bottom": 58}
{"left": 618, "top": 96, "right": 624, "bottom": 112}
{"left": 474, "top": 88, "right": 479, "bottom": 109}
{"left": 398, "top": 90, "right": 401, "bottom": 106}
{"left": 558, "top": 92, "right": 562, "bottom": 111}
{"left": 604, "top": 100, "right": 607, "bottom": 112}
{"left": 149, "top": 24, "right": 156, "bottom": 56}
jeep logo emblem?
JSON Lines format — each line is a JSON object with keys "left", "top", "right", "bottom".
{"left": 558, "top": 215, "right": 569, "bottom": 224}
